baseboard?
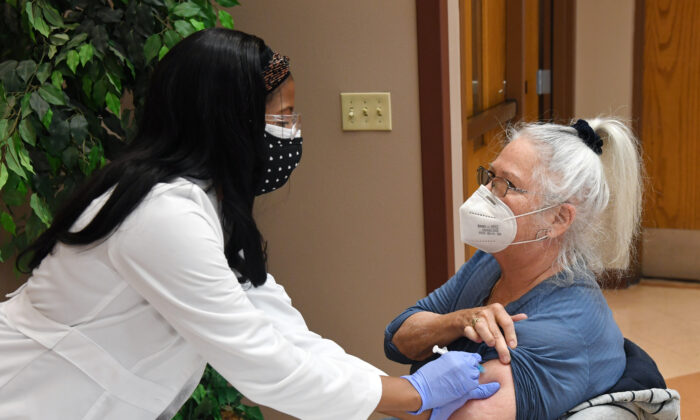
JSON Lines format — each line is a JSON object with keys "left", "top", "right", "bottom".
{"left": 642, "top": 228, "right": 700, "bottom": 281}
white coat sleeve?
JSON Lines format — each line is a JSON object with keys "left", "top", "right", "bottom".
{"left": 245, "top": 274, "right": 387, "bottom": 376}
{"left": 106, "top": 185, "right": 382, "bottom": 420}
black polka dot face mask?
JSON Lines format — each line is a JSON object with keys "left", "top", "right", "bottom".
{"left": 255, "top": 124, "right": 303, "bottom": 195}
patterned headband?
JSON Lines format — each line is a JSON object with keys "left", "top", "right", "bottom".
{"left": 263, "top": 51, "right": 290, "bottom": 93}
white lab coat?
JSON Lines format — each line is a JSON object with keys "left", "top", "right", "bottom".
{"left": 0, "top": 178, "right": 384, "bottom": 419}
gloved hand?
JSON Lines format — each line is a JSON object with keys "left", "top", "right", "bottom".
{"left": 429, "top": 382, "right": 500, "bottom": 420}
{"left": 402, "top": 351, "right": 483, "bottom": 414}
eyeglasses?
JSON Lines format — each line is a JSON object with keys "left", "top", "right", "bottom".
{"left": 265, "top": 113, "right": 302, "bottom": 140}
{"left": 477, "top": 166, "right": 529, "bottom": 198}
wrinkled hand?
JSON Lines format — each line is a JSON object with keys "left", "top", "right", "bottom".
{"left": 402, "top": 351, "right": 482, "bottom": 414}
{"left": 429, "top": 382, "right": 500, "bottom": 420}
{"left": 460, "top": 304, "right": 527, "bottom": 364}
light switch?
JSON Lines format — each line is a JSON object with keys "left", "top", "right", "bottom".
{"left": 340, "top": 92, "right": 392, "bottom": 131}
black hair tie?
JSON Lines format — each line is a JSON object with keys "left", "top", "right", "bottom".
{"left": 571, "top": 119, "right": 603, "bottom": 155}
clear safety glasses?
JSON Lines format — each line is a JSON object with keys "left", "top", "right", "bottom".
{"left": 477, "top": 166, "right": 530, "bottom": 198}
{"left": 264, "top": 113, "right": 302, "bottom": 140}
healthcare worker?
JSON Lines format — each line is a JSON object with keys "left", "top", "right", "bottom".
{"left": 0, "top": 29, "right": 499, "bottom": 419}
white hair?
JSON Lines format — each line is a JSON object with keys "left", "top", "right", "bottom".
{"left": 506, "top": 117, "right": 643, "bottom": 282}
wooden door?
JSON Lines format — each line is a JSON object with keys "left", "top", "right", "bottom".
{"left": 637, "top": 0, "right": 700, "bottom": 280}
{"left": 460, "top": 0, "right": 541, "bottom": 259}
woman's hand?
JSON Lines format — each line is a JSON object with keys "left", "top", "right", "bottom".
{"left": 391, "top": 306, "right": 526, "bottom": 363}
{"left": 459, "top": 304, "right": 527, "bottom": 364}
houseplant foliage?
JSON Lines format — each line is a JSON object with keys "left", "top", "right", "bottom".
{"left": 0, "top": 0, "right": 262, "bottom": 418}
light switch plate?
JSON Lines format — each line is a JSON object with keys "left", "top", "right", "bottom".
{"left": 340, "top": 92, "right": 392, "bottom": 131}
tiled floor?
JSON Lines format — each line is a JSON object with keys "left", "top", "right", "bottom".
{"left": 604, "top": 279, "right": 700, "bottom": 418}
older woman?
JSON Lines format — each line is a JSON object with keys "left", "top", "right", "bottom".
{"left": 384, "top": 118, "right": 642, "bottom": 420}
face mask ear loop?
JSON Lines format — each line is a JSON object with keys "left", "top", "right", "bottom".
{"left": 510, "top": 229, "right": 550, "bottom": 246}
{"left": 502, "top": 202, "right": 562, "bottom": 221}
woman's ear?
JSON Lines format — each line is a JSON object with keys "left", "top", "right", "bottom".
{"left": 548, "top": 203, "right": 576, "bottom": 239}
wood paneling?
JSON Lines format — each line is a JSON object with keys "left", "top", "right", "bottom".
{"left": 551, "top": 0, "right": 575, "bottom": 122}
{"left": 641, "top": 0, "right": 700, "bottom": 230}
{"left": 462, "top": 0, "right": 507, "bottom": 260}
{"left": 523, "top": 0, "right": 539, "bottom": 122}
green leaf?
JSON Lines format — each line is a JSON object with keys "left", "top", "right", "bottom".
{"left": 79, "top": 43, "right": 94, "bottom": 67}
{"left": 16, "top": 60, "right": 37, "bottom": 83}
{"left": 30, "top": 193, "right": 52, "bottom": 227}
{"left": 91, "top": 78, "right": 107, "bottom": 107}
{"left": 29, "top": 92, "right": 48, "bottom": 119}
{"left": 143, "top": 34, "right": 161, "bottom": 64}
{"left": 62, "top": 146, "right": 79, "bottom": 169}
{"left": 32, "top": 12, "right": 51, "bottom": 37}
{"left": 0, "top": 119, "right": 8, "bottom": 142}
{"left": 0, "top": 212, "right": 16, "bottom": 235}
{"left": 125, "top": 59, "right": 135, "bottom": 78}
{"left": 48, "top": 44, "right": 57, "bottom": 59}
{"left": 65, "top": 32, "right": 88, "bottom": 50}
{"left": 49, "top": 33, "right": 69, "bottom": 45}
{"left": 87, "top": 144, "right": 103, "bottom": 174}
{"left": 162, "top": 30, "right": 180, "bottom": 49}
{"left": 81, "top": 76, "right": 92, "bottom": 97}
{"left": 5, "top": 141, "right": 27, "bottom": 179}
{"left": 191, "top": 384, "right": 206, "bottom": 404}
{"left": 17, "top": 143, "right": 35, "bottom": 175}
{"left": 0, "top": 61, "right": 22, "bottom": 92}
{"left": 105, "top": 92, "right": 120, "bottom": 116}
{"left": 25, "top": 212, "right": 45, "bottom": 242}
{"left": 38, "top": 84, "right": 66, "bottom": 106}
{"left": 172, "top": 2, "right": 201, "bottom": 18}
{"left": 189, "top": 19, "right": 205, "bottom": 31}
{"left": 46, "top": 154, "right": 61, "bottom": 175}
{"left": 25, "top": 2, "right": 34, "bottom": 26}
{"left": 1, "top": 96, "right": 14, "bottom": 120}
{"left": 0, "top": 163, "right": 8, "bottom": 191}
{"left": 19, "top": 118, "right": 36, "bottom": 146}
{"left": 240, "top": 405, "right": 263, "bottom": 420}
{"left": 66, "top": 50, "right": 79, "bottom": 74}
{"left": 41, "top": 108, "right": 53, "bottom": 129}
{"left": 20, "top": 93, "right": 31, "bottom": 118}
{"left": 174, "top": 20, "right": 196, "bottom": 38}
{"left": 2, "top": 172, "right": 27, "bottom": 206}
{"left": 106, "top": 72, "right": 122, "bottom": 94}
{"left": 69, "top": 115, "right": 88, "bottom": 142}
{"left": 51, "top": 70, "right": 63, "bottom": 90}
{"left": 42, "top": 4, "right": 64, "bottom": 27}
{"left": 36, "top": 63, "right": 51, "bottom": 83}
{"left": 218, "top": 10, "right": 234, "bottom": 29}
{"left": 216, "top": 0, "right": 240, "bottom": 6}
{"left": 158, "top": 45, "right": 169, "bottom": 61}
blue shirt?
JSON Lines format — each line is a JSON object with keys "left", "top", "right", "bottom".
{"left": 384, "top": 251, "right": 625, "bottom": 420}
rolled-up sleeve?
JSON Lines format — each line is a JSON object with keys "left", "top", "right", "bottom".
{"left": 107, "top": 184, "right": 381, "bottom": 420}
{"left": 481, "top": 318, "right": 590, "bottom": 420}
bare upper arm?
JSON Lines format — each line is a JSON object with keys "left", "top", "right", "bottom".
{"left": 448, "top": 359, "right": 516, "bottom": 420}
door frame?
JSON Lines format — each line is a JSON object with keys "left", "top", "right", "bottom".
{"left": 416, "top": 0, "right": 577, "bottom": 293}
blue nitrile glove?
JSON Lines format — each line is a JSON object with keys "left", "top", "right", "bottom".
{"left": 429, "top": 382, "right": 500, "bottom": 420}
{"left": 402, "top": 351, "right": 482, "bottom": 414}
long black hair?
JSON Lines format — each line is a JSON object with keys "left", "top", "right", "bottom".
{"left": 17, "top": 28, "right": 271, "bottom": 286}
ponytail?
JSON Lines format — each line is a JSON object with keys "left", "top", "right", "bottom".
{"left": 588, "top": 118, "right": 643, "bottom": 270}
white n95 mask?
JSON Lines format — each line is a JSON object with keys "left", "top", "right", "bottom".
{"left": 459, "top": 185, "right": 555, "bottom": 253}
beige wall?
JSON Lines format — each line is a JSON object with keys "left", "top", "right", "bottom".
{"left": 232, "top": 1, "right": 426, "bottom": 416}
{"left": 574, "top": 0, "right": 635, "bottom": 118}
